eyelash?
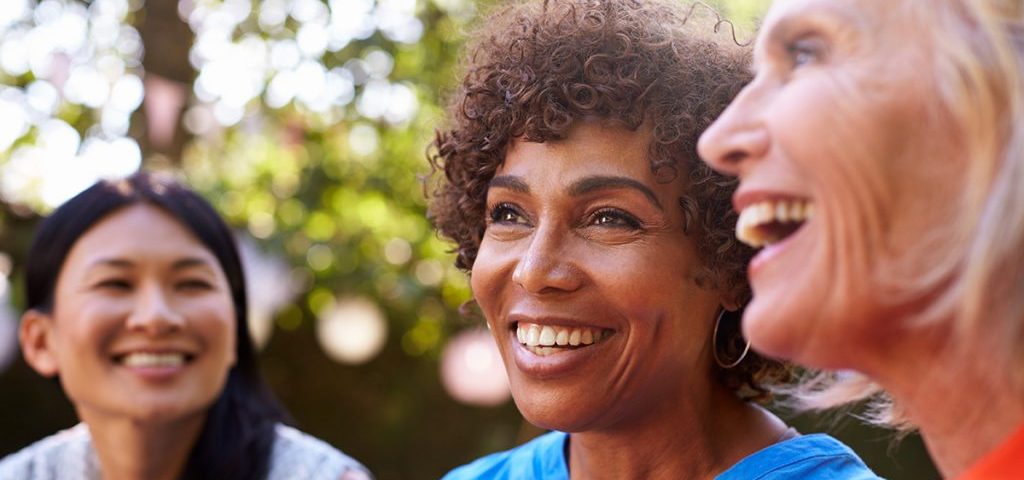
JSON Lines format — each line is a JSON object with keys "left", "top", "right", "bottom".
{"left": 589, "top": 208, "right": 642, "bottom": 229}
{"left": 93, "top": 279, "right": 213, "bottom": 291}
{"left": 177, "top": 279, "right": 213, "bottom": 291}
{"left": 487, "top": 203, "right": 642, "bottom": 230}
{"left": 489, "top": 202, "right": 527, "bottom": 225}
{"left": 96, "top": 279, "right": 132, "bottom": 290}
{"left": 785, "top": 37, "right": 823, "bottom": 68}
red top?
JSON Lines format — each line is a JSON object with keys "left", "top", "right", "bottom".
{"left": 958, "top": 423, "right": 1024, "bottom": 480}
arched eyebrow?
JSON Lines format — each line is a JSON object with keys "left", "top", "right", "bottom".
{"left": 569, "top": 175, "right": 662, "bottom": 211}
{"left": 489, "top": 174, "right": 662, "bottom": 211}
{"left": 488, "top": 175, "right": 530, "bottom": 193}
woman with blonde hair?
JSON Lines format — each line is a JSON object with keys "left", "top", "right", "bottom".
{"left": 698, "top": 0, "right": 1024, "bottom": 477}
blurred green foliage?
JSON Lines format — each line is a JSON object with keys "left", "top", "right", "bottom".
{"left": 0, "top": 1, "right": 939, "bottom": 479}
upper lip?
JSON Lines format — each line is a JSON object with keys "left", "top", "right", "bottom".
{"left": 505, "top": 312, "right": 616, "bottom": 331}
{"left": 732, "top": 188, "right": 812, "bottom": 213}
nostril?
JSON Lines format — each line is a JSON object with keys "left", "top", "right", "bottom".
{"left": 723, "top": 150, "right": 748, "bottom": 165}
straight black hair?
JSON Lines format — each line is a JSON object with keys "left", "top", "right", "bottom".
{"left": 24, "top": 171, "right": 288, "bottom": 480}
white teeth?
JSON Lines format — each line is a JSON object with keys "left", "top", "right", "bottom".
{"left": 555, "top": 329, "right": 569, "bottom": 346}
{"left": 121, "top": 352, "right": 185, "bottom": 368}
{"left": 516, "top": 322, "right": 609, "bottom": 351}
{"left": 736, "top": 199, "right": 815, "bottom": 248}
{"left": 539, "top": 326, "right": 557, "bottom": 346}
{"left": 526, "top": 324, "right": 541, "bottom": 347}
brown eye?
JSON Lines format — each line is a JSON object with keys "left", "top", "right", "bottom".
{"left": 176, "top": 279, "right": 213, "bottom": 291}
{"left": 590, "top": 209, "right": 641, "bottom": 229}
{"left": 96, "top": 279, "right": 132, "bottom": 291}
{"left": 489, "top": 203, "right": 527, "bottom": 225}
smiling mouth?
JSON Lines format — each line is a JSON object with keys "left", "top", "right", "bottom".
{"left": 736, "top": 199, "right": 815, "bottom": 248}
{"left": 514, "top": 322, "right": 614, "bottom": 356}
{"left": 114, "top": 352, "right": 195, "bottom": 368}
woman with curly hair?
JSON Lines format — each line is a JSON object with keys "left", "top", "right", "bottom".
{"left": 699, "top": 0, "right": 1024, "bottom": 478}
{"left": 429, "top": 1, "right": 879, "bottom": 478}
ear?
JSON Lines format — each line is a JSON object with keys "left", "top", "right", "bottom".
{"left": 19, "top": 309, "right": 60, "bottom": 377}
{"left": 719, "top": 289, "right": 743, "bottom": 313}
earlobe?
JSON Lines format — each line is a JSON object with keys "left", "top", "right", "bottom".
{"left": 19, "top": 310, "right": 60, "bottom": 377}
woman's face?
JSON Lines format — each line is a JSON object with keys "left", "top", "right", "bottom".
{"left": 697, "top": 0, "right": 966, "bottom": 368}
{"left": 28, "top": 204, "right": 236, "bottom": 424}
{"left": 471, "top": 121, "right": 724, "bottom": 432}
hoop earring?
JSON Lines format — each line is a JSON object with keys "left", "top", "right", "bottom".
{"left": 712, "top": 309, "right": 751, "bottom": 369}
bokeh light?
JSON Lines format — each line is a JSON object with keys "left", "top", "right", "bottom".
{"left": 0, "top": 252, "right": 17, "bottom": 374}
{"left": 316, "top": 296, "right": 388, "bottom": 365}
{"left": 0, "top": 0, "right": 144, "bottom": 210}
{"left": 238, "top": 237, "right": 298, "bottom": 349}
{"left": 440, "top": 329, "right": 511, "bottom": 407}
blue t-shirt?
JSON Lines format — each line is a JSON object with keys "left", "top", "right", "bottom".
{"left": 443, "top": 431, "right": 882, "bottom": 479}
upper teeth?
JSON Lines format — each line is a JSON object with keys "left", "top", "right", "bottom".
{"left": 121, "top": 352, "right": 186, "bottom": 368}
{"left": 516, "top": 322, "right": 608, "bottom": 347}
{"left": 736, "top": 200, "right": 814, "bottom": 248}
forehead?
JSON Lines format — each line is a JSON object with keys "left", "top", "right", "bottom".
{"left": 63, "top": 204, "right": 216, "bottom": 269}
{"left": 500, "top": 121, "right": 657, "bottom": 179}
{"left": 756, "top": 0, "right": 888, "bottom": 54}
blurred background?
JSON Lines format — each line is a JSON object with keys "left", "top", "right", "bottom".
{"left": 0, "top": 0, "right": 938, "bottom": 478}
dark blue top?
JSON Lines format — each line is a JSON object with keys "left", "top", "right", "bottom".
{"left": 443, "top": 431, "right": 883, "bottom": 479}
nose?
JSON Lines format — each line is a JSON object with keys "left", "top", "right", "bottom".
{"left": 126, "top": 283, "right": 185, "bottom": 335}
{"left": 697, "top": 82, "right": 770, "bottom": 177}
{"left": 511, "top": 224, "right": 584, "bottom": 295}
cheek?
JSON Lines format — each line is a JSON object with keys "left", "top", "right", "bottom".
{"left": 187, "top": 296, "right": 237, "bottom": 363}
{"left": 469, "top": 241, "right": 506, "bottom": 322}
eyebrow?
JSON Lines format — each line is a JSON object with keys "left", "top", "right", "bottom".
{"left": 488, "top": 175, "right": 530, "bottom": 193}
{"left": 86, "top": 257, "right": 215, "bottom": 271}
{"left": 569, "top": 175, "right": 663, "bottom": 210}
{"left": 489, "top": 174, "right": 662, "bottom": 210}
{"left": 171, "top": 258, "right": 216, "bottom": 272}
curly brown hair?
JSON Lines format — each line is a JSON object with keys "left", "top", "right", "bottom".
{"left": 427, "top": 0, "right": 790, "bottom": 400}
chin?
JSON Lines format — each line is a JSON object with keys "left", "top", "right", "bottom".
{"left": 510, "top": 383, "right": 603, "bottom": 433}
{"left": 743, "top": 289, "right": 828, "bottom": 369}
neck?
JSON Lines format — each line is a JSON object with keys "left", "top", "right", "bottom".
{"left": 860, "top": 328, "right": 1024, "bottom": 477}
{"left": 567, "top": 381, "right": 787, "bottom": 480}
{"left": 79, "top": 410, "right": 206, "bottom": 480}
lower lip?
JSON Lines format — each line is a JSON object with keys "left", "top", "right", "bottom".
{"left": 509, "top": 330, "right": 613, "bottom": 379}
{"left": 748, "top": 223, "right": 810, "bottom": 277}
{"left": 118, "top": 363, "right": 189, "bottom": 382}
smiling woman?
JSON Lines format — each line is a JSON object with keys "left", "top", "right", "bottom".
{"left": 0, "top": 173, "right": 370, "bottom": 480}
{"left": 428, "top": 0, "right": 880, "bottom": 479}
{"left": 697, "top": 0, "right": 1024, "bottom": 478}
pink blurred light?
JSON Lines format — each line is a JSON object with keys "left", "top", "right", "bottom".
{"left": 143, "top": 73, "right": 187, "bottom": 149}
{"left": 440, "top": 329, "right": 510, "bottom": 407}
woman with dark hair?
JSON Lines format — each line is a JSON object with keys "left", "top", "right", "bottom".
{"left": 0, "top": 172, "right": 370, "bottom": 480}
{"left": 429, "top": 0, "right": 879, "bottom": 478}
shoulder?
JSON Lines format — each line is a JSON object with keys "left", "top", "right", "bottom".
{"left": 266, "top": 424, "right": 372, "bottom": 480}
{"left": 0, "top": 424, "right": 98, "bottom": 480}
{"left": 718, "top": 433, "right": 884, "bottom": 480}
{"left": 442, "top": 431, "right": 569, "bottom": 480}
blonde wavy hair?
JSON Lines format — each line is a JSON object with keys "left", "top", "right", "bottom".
{"left": 782, "top": 0, "right": 1024, "bottom": 428}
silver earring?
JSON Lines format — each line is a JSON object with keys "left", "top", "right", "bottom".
{"left": 712, "top": 309, "right": 751, "bottom": 369}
